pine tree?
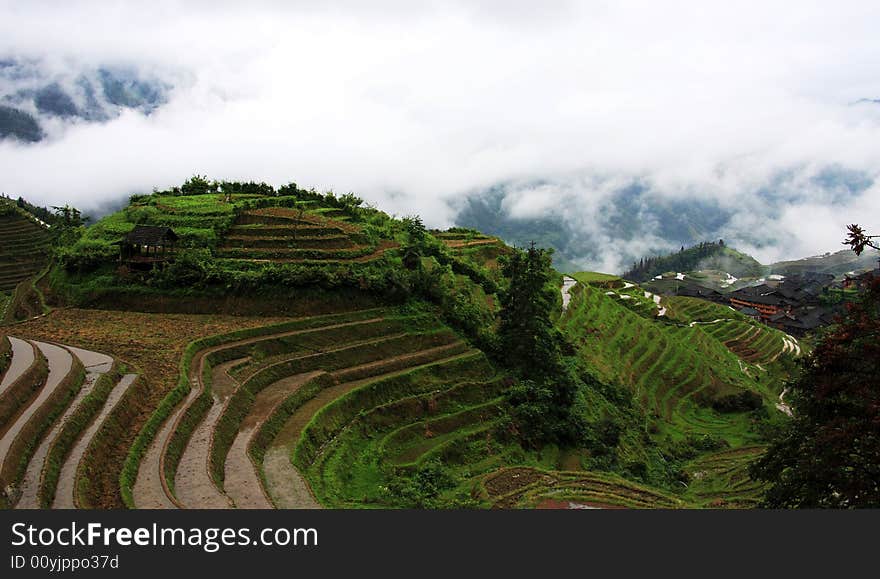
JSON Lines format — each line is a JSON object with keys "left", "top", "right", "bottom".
{"left": 499, "top": 243, "right": 583, "bottom": 446}
{"left": 498, "top": 243, "right": 559, "bottom": 377}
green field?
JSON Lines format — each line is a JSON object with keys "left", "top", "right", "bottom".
{"left": 570, "top": 271, "right": 622, "bottom": 285}
{"left": 558, "top": 280, "right": 798, "bottom": 459}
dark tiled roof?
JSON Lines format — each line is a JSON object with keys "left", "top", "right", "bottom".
{"left": 768, "top": 308, "right": 825, "bottom": 330}
{"left": 731, "top": 292, "right": 786, "bottom": 306}
{"left": 120, "top": 226, "right": 178, "bottom": 245}
{"left": 676, "top": 283, "right": 723, "bottom": 299}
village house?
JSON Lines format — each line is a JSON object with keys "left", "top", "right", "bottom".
{"left": 843, "top": 265, "right": 879, "bottom": 290}
{"left": 115, "top": 225, "right": 179, "bottom": 268}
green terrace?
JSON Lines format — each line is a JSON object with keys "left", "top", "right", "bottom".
{"left": 126, "top": 305, "right": 500, "bottom": 510}
{"left": 0, "top": 209, "right": 53, "bottom": 292}
{"left": 558, "top": 282, "right": 797, "bottom": 448}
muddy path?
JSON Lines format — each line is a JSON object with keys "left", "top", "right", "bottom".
{"left": 0, "top": 341, "right": 72, "bottom": 485}
{"left": 225, "top": 372, "right": 324, "bottom": 509}
{"left": 262, "top": 446, "right": 321, "bottom": 509}
{"left": 174, "top": 359, "right": 245, "bottom": 509}
{"left": 16, "top": 345, "right": 112, "bottom": 509}
{"left": 53, "top": 374, "right": 136, "bottom": 509}
{"left": 0, "top": 337, "right": 35, "bottom": 395}
{"left": 133, "top": 381, "right": 197, "bottom": 508}
{"left": 561, "top": 276, "right": 577, "bottom": 312}
{"left": 776, "top": 387, "right": 792, "bottom": 417}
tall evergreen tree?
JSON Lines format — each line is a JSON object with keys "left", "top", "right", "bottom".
{"left": 499, "top": 243, "right": 583, "bottom": 446}
{"left": 498, "top": 242, "right": 560, "bottom": 378}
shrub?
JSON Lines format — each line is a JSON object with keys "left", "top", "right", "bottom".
{"left": 57, "top": 239, "right": 118, "bottom": 273}
{"left": 712, "top": 390, "right": 764, "bottom": 413}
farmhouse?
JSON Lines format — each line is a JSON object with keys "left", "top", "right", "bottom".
{"left": 116, "top": 226, "right": 179, "bottom": 267}
{"left": 728, "top": 285, "right": 790, "bottom": 317}
{"left": 843, "top": 266, "right": 878, "bottom": 290}
{"left": 673, "top": 283, "right": 726, "bottom": 303}
{"left": 736, "top": 306, "right": 762, "bottom": 321}
{"left": 767, "top": 308, "right": 829, "bottom": 337}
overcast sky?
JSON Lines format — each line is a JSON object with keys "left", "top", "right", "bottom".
{"left": 1, "top": 1, "right": 879, "bottom": 266}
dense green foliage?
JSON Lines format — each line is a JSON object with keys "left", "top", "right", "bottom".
{"left": 499, "top": 244, "right": 584, "bottom": 446}
{"left": 751, "top": 276, "right": 880, "bottom": 507}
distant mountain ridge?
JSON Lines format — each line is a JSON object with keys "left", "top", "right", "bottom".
{"left": 623, "top": 241, "right": 764, "bottom": 282}
{"left": 0, "top": 57, "right": 168, "bottom": 142}
{"left": 768, "top": 248, "right": 880, "bottom": 277}
{"left": 454, "top": 171, "right": 874, "bottom": 275}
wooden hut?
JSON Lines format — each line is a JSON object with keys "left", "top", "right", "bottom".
{"left": 117, "top": 226, "right": 178, "bottom": 267}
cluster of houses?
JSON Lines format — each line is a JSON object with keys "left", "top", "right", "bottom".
{"left": 661, "top": 264, "right": 879, "bottom": 337}
{"left": 726, "top": 274, "right": 838, "bottom": 336}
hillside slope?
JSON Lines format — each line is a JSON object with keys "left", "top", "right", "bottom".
{"left": 2, "top": 179, "right": 808, "bottom": 509}
{"left": 558, "top": 274, "right": 799, "bottom": 504}
{"left": 0, "top": 202, "right": 52, "bottom": 292}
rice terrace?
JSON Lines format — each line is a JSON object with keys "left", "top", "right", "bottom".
{"left": 0, "top": 179, "right": 874, "bottom": 510}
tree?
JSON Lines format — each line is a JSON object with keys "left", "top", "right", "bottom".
{"left": 400, "top": 215, "right": 428, "bottom": 270}
{"left": 401, "top": 215, "right": 427, "bottom": 247}
{"left": 844, "top": 223, "right": 880, "bottom": 255}
{"left": 751, "top": 228, "right": 880, "bottom": 507}
{"left": 498, "top": 242, "right": 559, "bottom": 378}
{"left": 498, "top": 243, "right": 583, "bottom": 446}
{"left": 52, "top": 204, "right": 87, "bottom": 227}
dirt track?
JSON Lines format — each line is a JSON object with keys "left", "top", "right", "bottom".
{"left": 224, "top": 372, "right": 323, "bottom": 509}
{"left": 0, "top": 337, "right": 35, "bottom": 394}
{"left": 0, "top": 341, "right": 71, "bottom": 482}
{"left": 16, "top": 345, "right": 114, "bottom": 509}
{"left": 173, "top": 359, "right": 245, "bottom": 509}
{"left": 262, "top": 446, "right": 321, "bottom": 509}
{"left": 53, "top": 374, "right": 136, "bottom": 509}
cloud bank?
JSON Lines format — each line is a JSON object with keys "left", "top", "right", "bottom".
{"left": 2, "top": 1, "right": 880, "bottom": 268}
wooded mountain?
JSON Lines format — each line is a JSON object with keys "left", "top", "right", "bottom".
{"left": 0, "top": 58, "right": 167, "bottom": 142}
{"left": 623, "top": 241, "right": 765, "bottom": 282}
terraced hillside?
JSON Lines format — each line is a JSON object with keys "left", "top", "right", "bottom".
{"left": 129, "top": 307, "right": 498, "bottom": 509}
{"left": 481, "top": 467, "right": 684, "bottom": 509}
{"left": 4, "top": 183, "right": 816, "bottom": 510}
{"left": 0, "top": 204, "right": 53, "bottom": 292}
{"left": 682, "top": 445, "right": 767, "bottom": 508}
{"left": 216, "top": 207, "right": 396, "bottom": 263}
{"left": 0, "top": 200, "right": 52, "bottom": 323}
{"left": 666, "top": 296, "right": 803, "bottom": 366}
{"left": 435, "top": 229, "right": 511, "bottom": 283}
{"left": 558, "top": 278, "right": 800, "bottom": 445}
{"left": 0, "top": 333, "right": 137, "bottom": 509}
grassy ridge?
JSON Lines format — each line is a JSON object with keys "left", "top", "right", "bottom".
{"left": 295, "top": 353, "right": 498, "bottom": 506}
{"left": 0, "top": 335, "right": 10, "bottom": 378}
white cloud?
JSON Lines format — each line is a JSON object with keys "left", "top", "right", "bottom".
{"left": 1, "top": 0, "right": 880, "bottom": 265}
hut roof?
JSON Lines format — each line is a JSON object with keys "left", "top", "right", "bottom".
{"left": 120, "top": 226, "right": 178, "bottom": 245}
